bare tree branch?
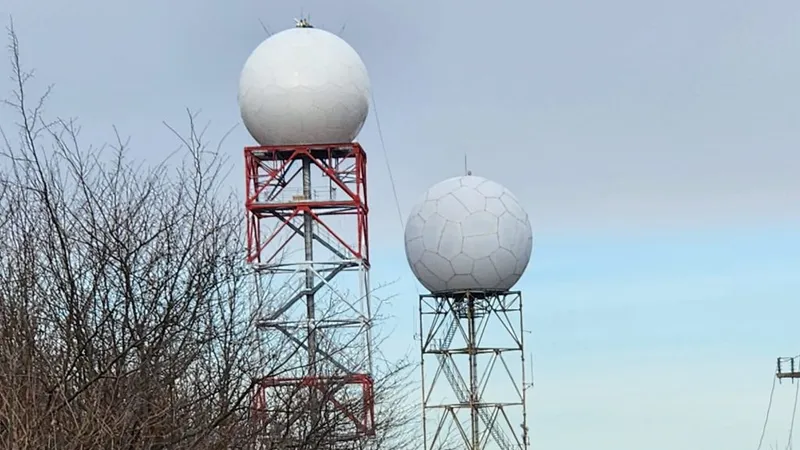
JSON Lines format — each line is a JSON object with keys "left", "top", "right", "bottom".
{"left": 0, "top": 20, "right": 420, "bottom": 450}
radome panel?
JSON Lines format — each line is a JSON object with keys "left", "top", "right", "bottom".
{"left": 238, "top": 27, "right": 371, "bottom": 146}
{"left": 404, "top": 176, "right": 534, "bottom": 293}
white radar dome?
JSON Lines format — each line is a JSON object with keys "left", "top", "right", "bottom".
{"left": 238, "top": 26, "right": 371, "bottom": 146}
{"left": 404, "top": 176, "right": 533, "bottom": 293}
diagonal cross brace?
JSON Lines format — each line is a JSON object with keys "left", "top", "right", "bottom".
{"left": 435, "top": 315, "right": 516, "bottom": 450}
{"left": 273, "top": 325, "right": 352, "bottom": 374}
{"left": 259, "top": 263, "right": 348, "bottom": 323}
{"left": 272, "top": 211, "right": 349, "bottom": 261}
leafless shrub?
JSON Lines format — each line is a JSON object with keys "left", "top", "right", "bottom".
{"left": 0, "top": 21, "right": 418, "bottom": 450}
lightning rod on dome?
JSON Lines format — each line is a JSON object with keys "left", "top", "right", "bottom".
{"left": 294, "top": 17, "right": 313, "bottom": 28}
{"left": 258, "top": 18, "right": 273, "bottom": 36}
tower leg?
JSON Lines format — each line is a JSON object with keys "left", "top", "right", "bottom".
{"left": 468, "top": 297, "right": 480, "bottom": 450}
{"left": 302, "top": 156, "right": 320, "bottom": 428}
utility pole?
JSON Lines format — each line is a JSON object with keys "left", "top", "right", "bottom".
{"left": 777, "top": 356, "right": 800, "bottom": 380}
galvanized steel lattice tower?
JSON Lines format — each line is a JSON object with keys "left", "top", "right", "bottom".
{"left": 419, "top": 289, "right": 529, "bottom": 450}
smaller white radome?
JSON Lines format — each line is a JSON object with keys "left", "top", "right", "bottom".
{"left": 404, "top": 175, "right": 533, "bottom": 294}
{"left": 238, "top": 26, "right": 371, "bottom": 146}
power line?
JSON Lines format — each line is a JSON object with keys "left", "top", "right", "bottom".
{"left": 369, "top": 91, "right": 421, "bottom": 298}
{"left": 757, "top": 375, "right": 778, "bottom": 450}
{"left": 786, "top": 381, "right": 799, "bottom": 450}
{"left": 370, "top": 91, "right": 405, "bottom": 245}
{"left": 369, "top": 90, "right": 424, "bottom": 361}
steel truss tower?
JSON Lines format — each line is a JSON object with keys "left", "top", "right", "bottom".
{"left": 419, "top": 290, "right": 529, "bottom": 450}
{"left": 246, "top": 143, "right": 376, "bottom": 447}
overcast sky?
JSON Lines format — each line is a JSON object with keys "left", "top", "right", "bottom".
{"left": 2, "top": 0, "right": 798, "bottom": 237}
{"left": 2, "top": 1, "right": 799, "bottom": 449}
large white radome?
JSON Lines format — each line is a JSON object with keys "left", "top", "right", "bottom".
{"left": 404, "top": 176, "right": 533, "bottom": 293}
{"left": 238, "top": 27, "right": 371, "bottom": 146}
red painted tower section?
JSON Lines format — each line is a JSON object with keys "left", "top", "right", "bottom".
{"left": 245, "top": 143, "right": 375, "bottom": 446}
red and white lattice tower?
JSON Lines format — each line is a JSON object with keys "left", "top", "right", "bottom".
{"left": 239, "top": 19, "right": 375, "bottom": 447}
